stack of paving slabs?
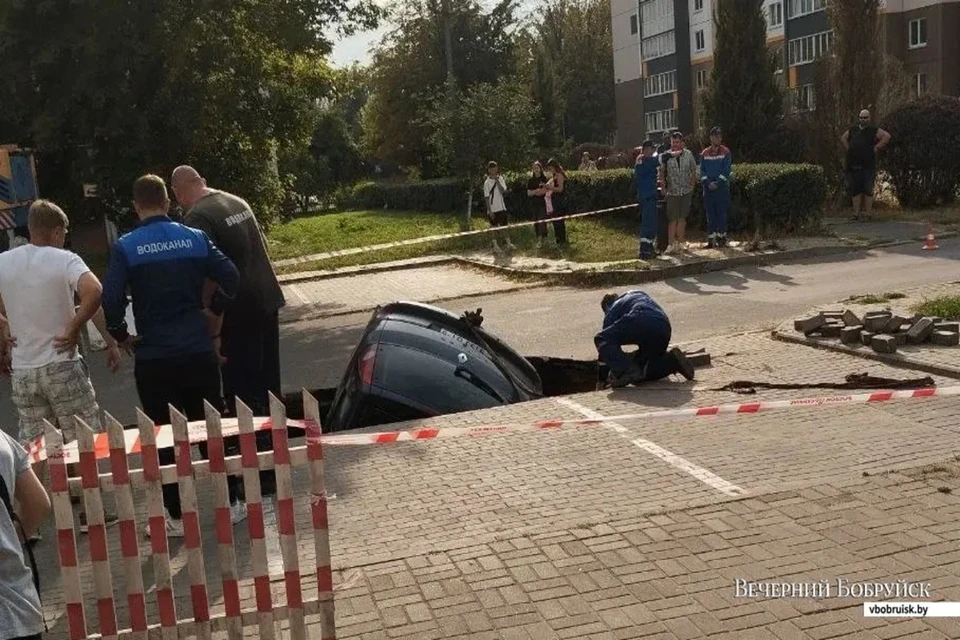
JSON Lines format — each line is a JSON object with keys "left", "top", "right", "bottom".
{"left": 793, "top": 309, "right": 960, "bottom": 354}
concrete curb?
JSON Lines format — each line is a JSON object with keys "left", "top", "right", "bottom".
{"left": 276, "top": 244, "right": 866, "bottom": 324}
{"left": 277, "top": 255, "right": 457, "bottom": 284}
{"left": 772, "top": 329, "right": 960, "bottom": 380}
{"left": 457, "top": 243, "right": 863, "bottom": 288}
{"left": 278, "top": 282, "right": 546, "bottom": 325}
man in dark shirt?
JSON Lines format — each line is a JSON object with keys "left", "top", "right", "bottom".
{"left": 103, "top": 174, "right": 243, "bottom": 537}
{"left": 172, "top": 165, "right": 286, "bottom": 494}
{"left": 840, "top": 109, "right": 891, "bottom": 220}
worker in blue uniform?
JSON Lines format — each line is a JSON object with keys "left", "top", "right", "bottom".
{"left": 635, "top": 140, "right": 660, "bottom": 260}
{"left": 700, "top": 126, "right": 733, "bottom": 248}
{"left": 595, "top": 290, "right": 695, "bottom": 388}
{"left": 103, "top": 174, "right": 244, "bottom": 538}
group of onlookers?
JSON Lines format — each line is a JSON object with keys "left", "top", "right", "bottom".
{"left": 484, "top": 159, "right": 569, "bottom": 254}
{"left": 634, "top": 127, "right": 732, "bottom": 260}
{"left": 0, "top": 167, "right": 285, "bottom": 640}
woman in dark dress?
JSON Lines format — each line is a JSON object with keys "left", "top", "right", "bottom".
{"left": 545, "top": 158, "right": 569, "bottom": 245}
{"left": 526, "top": 162, "right": 549, "bottom": 248}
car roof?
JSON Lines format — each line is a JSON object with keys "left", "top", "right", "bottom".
{"left": 368, "top": 302, "right": 542, "bottom": 396}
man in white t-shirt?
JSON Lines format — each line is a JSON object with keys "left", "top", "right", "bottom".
{"left": 0, "top": 201, "right": 121, "bottom": 531}
{"left": 482, "top": 161, "right": 514, "bottom": 255}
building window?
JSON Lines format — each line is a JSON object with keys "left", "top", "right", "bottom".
{"left": 787, "top": 30, "right": 833, "bottom": 66}
{"left": 792, "top": 84, "right": 815, "bottom": 112}
{"left": 645, "top": 108, "right": 677, "bottom": 135}
{"left": 645, "top": 70, "right": 677, "bottom": 97}
{"left": 768, "top": 2, "right": 783, "bottom": 28}
{"left": 641, "top": 30, "right": 676, "bottom": 60}
{"left": 909, "top": 18, "right": 927, "bottom": 48}
{"left": 914, "top": 73, "right": 928, "bottom": 96}
{"left": 787, "top": 0, "right": 825, "bottom": 19}
{"left": 630, "top": 14, "right": 639, "bottom": 35}
{"left": 696, "top": 69, "right": 708, "bottom": 89}
{"left": 641, "top": 0, "right": 674, "bottom": 25}
{"left": 694, "top": 0, "right": 704, "bottom": 11}
{"left": 695, "top": 30, "right": 706, "bottom": 52}
{"left": 697, "top": 110, "right": 706, "bottom": 132}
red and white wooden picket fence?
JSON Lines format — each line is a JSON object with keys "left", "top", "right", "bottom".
{"left": 44, "top": 391, "right": 336, "bottom": 639}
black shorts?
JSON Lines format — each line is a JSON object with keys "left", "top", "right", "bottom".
{"left": 489, "top": 210, "right": 508, "bottom": 227}
{"left": 847, "top": 168, "right": 875, "bottom": 197}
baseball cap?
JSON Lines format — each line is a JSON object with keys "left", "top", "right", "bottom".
{"left": 710, "top": 126, "right": 722, "bottom": 135}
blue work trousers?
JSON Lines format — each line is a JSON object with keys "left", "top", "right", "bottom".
{"left": 638, "top": 196, "right": 658, "bottom": 256}
{"left": 704, "top": 185, "right": 730, "bottom": 240}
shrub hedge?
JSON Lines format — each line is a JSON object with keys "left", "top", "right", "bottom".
{"left": 346, "top": 163, "right": 826, "bottom": 233}
{"left": 881, "top": 95, "right": 960, "bottom": 208}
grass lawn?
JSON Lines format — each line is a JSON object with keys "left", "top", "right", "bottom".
{"left": 268, "top": 208, "right": 656, "bottom": 272}
{"left": 913, "top": 295, "right": 960, "bottom": 320}
{"left": 268, "top": 208, "right": 727, "bottom": 273}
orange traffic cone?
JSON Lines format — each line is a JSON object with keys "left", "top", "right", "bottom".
{"left": 922, "top": 223, "right": 938, "bottom": 251}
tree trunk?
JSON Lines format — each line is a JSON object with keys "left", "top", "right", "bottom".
{"left": 465, "top": 189, "right": 473, "bottom": 231}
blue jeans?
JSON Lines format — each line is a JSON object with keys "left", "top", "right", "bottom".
{"left": 639, "top": 196, "right": 658, "bottom": 255}
{"left": 704, "top": 185, "right": 730, "bottom": 239}
{"left": 595, "top": 312, "right": 672, "bottom": 377}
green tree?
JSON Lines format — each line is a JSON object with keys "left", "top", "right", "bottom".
{"left": 700, "top": 0, "right": 783, "bottom": 160}
{"left": 526, "top": 0, "right": 615, "bottom": 149}
{"left": 424, "top": 77, "right": 536, "bottom": 222}
{"left": 361, "top": 0, "right": 521, "bottom": 174}
{"left": 0, "top": 0, "right": 380, "bottom": 226}
{"left": 810, "top": 1, "right": 910, "bottom": 196}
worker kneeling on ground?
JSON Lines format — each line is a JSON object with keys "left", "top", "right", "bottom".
{"left": 595, "top": 290, "right": 695, "bottom": 388}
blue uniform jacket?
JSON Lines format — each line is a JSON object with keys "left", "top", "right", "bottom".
{"left": 103, "top": 216, "right": 240, "bottom": 361}
{"left": 700, "top": 145, "right": 732, "bottom": 189}
{"left": 635, "top": 156, "right": 659, "bottom": 201}
{"left": 602, "top": 290, "right": 669, "bottom": 330}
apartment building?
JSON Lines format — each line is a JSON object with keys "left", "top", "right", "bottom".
{"left": 610, "top": 0, "right": 960, "bottom": 147}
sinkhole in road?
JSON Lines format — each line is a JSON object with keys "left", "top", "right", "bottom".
{"left": 280, "top": 356, "right": 600, "bottom": 429}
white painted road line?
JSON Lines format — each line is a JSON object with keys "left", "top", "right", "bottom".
{"left": 285, "top": 284, "right": 311, "bottom": 305}
{"left": 555, "top": 397, "right": 747, "bottom": 497}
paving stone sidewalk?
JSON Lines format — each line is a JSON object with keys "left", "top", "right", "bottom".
{"left": 279, "top": 263, "right": 543, "bottom": 322}
{"left": 33, "top": 333, "right": 960, "bottom": 639}
{"left": 774, "top": 281, "right": 960, "bottom": 378}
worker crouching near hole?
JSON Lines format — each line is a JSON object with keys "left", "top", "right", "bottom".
{"left": 595, "top": 290, "right": 695, "bottom": 388}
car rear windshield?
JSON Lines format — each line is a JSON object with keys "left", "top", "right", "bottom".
{"left": 373, "top": 346, "right": 510, "bottom": 413}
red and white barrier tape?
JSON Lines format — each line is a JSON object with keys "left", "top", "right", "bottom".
{"left": 314, "top": 385, "right": 954, "bottom": 445}
{"left": 273, "top": 203, "right": 637, "bottom": 267}
{"left": 28, "top": 385, "right": 955, "bottom": 463}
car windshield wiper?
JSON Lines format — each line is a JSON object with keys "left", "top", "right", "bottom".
{"left": 454, "top": 367, "right": 511, "bottom": 404}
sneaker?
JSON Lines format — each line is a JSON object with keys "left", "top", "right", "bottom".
{"left": 79, "top": 511, "right": 119, "bottom": 534}
{"left": 535, "top": 237, "right": 543, "bottom": 249}
{"left": 663, "top": 244, "right": 674, "bottom": 255}
{"left": 670, "top": 348, "right": 696, "bottom": 381}
{"left": 491, "top": 240, "right": 502, "bottom": 254}
{"left": 230, "top": 501, "right": 248, "bottom": 525}
{"left": 608, "top": 371, "right": 633, "bottom": 388}
{"left": 505, "top": 240, "right": 516, "bottom": 251}
{"left": 144, "top": 510, "right": 184, "bottom": 539}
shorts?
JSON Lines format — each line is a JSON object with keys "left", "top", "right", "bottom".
{"left": 11, "top": 359, "right": 103, "bottom": 445}
{"left": 847, "top": 168, "right": 875, "bottom": 197}
{"left": 489, "top": 209, "right": 508, "bottom": 227}
{"left": 665, "top": 192, "right": 693, "bottom": 222}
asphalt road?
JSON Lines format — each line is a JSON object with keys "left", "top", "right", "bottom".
{"left": 2, "top": 237, "right": 958, "bottom": 426}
